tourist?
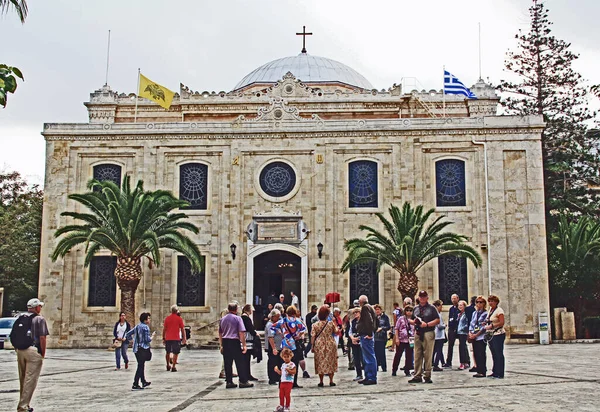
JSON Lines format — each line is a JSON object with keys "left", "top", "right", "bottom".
{"left": 274, "top": 348, "right": 296, "bottom": 412}
{"left": 373, "top": 304, "right": 390, "bottom": 372}
{"left": 303, "top": 305, "right": 318, "bottom": 358}
{"left": 444, "top": 294, "right": 460, "bottom": 368}
{"left": 456, "top": 300, "right": 471, "bottom": 370}
{"left": 113, "top": 312, "right": 131, "bottom": 370}
{"left": 263, "top": 303, "right": 274, "bottom": 327}
{"left": 391, "top": 305, "right": 414, "bottom": 377}
{"left": 348, "top": 308, "right": 363, "bottom": 381}
{"left": 219, "top": 302, "right": 253, "bottom": 389}
{"left": 432, "top": 300, "right": 446, "bottom": 372}
{"left": 466, "top": 296, "right": 477, "bottom": 372}
{"left": 126, "top": 312, "right": 154, "bottom": 390}
{"left": 241, "top": 304, "right": 259, "bottom": 381}
{"left": 163, "top": 305, "right": 186, "bottom": 372}
{"left": 392, "top": 302, "right": 402, "bottom": 327}
{"left": 290, "top": 291, "right": 299, "bottom": 311}
{"left": 351, "top": 295, "right": 378, "bottom": 385}
{"left": 272, "top": 306, "right": 306, "bottom": 388}
{"left": 332, "top": 308, "right": 344, "bottom": 354}
{"left": 275, "top": 303, "right": 285, "bottom": 318}
{"left": 310, "top": 305, "right": 338, "bottom": 387}
{"left": 266, "top": 309, "right": 283, "bottom": 385}
{"left": 12, "top": 298, "right": 49, "bottom": 412}
{"left": 343, "top": 309, "right": 354, "bottom": 370}
{"left": 469, "top": 296, "right": 489, "bottom": 378}
{"left": 408, "top": 290, "right": 439, "bottom": 384}
{"left": 486, "top": 295, "right": 506, "bottom": 379}
{"left": 279, "top": 294, "right": 286, "bottom": 308}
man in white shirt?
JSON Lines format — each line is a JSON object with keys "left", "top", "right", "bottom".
{"left": 290, "top": 291, "right": 299, "bottom": 311}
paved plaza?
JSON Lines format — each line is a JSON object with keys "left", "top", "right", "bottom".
{"left": 1, "top": 344, "right": 599, "bottom": 411}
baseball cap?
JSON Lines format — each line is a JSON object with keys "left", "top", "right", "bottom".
{"left": 279, "top": 294, "right": 285, "bottom": 298}
{"left": 418, "top": 290, "right": 428, "bottom": 297}
{"left": 27, "top": 298, "right": 44, "bottom": 308}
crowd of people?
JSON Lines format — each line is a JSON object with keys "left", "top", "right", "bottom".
{"left": 214, "top": 291, "right": 506, "bottom": 411}
{"left": 10, "top": 291, "right": 506, "bottom": 412}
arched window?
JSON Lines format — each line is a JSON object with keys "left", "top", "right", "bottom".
{"left": 350, "top": 261, "right": 379, "bottom": 303}
{"left": 438, "top": 255, "right": 468, "bottom": 304}
{"left": 348, "top": 160, "right": 378, "bottom": 208}
{"left": 179, "top": 163, "right": 209, "bottom": 210}
{"left": 93, "top": 164, "right": 122, "bottom": 186}
{"left": 88, "top": 256, "right": 117, "bottom": 307}
{"left": 435, "top": 159, "right": 466, "bottom": 207}
{"left": 177, "top": 256, "right": 206, "bottom": 307}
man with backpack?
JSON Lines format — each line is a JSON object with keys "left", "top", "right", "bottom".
{"left": 10, "top": 298, "right": 49, "bottom": 412}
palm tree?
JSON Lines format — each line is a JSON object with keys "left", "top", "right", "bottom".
{"left": 341, "top": 202, "right": 482, "bottom": 300}
{"left": 0, "top": 0, "right": 28, "bottom": 23}
{"left": 52, "top": 176, "right": 203, "bottom": 322}
{"left": 549, "top": 213, "right": 600, "bottom": 336}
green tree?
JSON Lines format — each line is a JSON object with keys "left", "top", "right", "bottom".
{"left": 1, "top": 0, "right": 27, "bottom": 108}
{"left": 341, "top": 203, "right": 482, "bottom": 299}
{"left": 548, "top": 213, "right": 600, "bottom": 336}
{"left": 51, "top": 176, "right": 203, "bottom": 322}
{"left": 498, "top": 0, "right": 600, "bottom": 217}
{"left": 0, "top": 171, "right": 43, "bottom": 316}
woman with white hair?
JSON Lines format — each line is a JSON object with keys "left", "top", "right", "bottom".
{"left": 266, "top": 309, "right": 284, "bottom": 385}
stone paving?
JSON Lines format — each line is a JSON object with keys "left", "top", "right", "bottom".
{"left": 1, "top": 344, "right": 599, "bottom": 412}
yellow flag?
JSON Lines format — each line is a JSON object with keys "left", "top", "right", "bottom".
{"left": 138, "top": 73, "right": 174, "bottom": 110}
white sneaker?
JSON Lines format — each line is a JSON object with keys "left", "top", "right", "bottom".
{"left": 353, "top": 376, "right": 363, "bottom": 381}
{"left": 283, "top": 408, "right": 290, "bottom": 412}
{"left": 274, "top": 406, "right": 284, "bottom": 412}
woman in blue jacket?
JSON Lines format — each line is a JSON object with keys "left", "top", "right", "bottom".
{"left": 469, "top": 297, "right": 489, "bottom": 378}
{"left": 113, "top": 312, "right": 131, "bottom": 370}
{"left": 373, "top": 305, "right": 391, "bottom": 372}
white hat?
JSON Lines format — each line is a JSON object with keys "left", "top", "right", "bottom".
{"left": 27, "top": 298, "right": 44, "bottom": 308}
{"left": 279, "top": 294, "right": 285, "bottom": 298}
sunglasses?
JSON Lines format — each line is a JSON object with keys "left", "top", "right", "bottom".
{"left": 476, "top": 300, "right": 485, "bottom": 303}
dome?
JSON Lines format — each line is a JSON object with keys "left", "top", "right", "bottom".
{"left": 233, "top": 53, "right": 374, "bottom": 91}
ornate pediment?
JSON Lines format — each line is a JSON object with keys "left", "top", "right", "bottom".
{"left": 233, "top": 97, "right": 323, "bottom": 126}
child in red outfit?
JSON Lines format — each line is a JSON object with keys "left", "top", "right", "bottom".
{"left": 274, "top": 348, "right": 296, "bottom": 412}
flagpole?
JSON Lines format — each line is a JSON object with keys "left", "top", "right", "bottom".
{"left": 104, "top": 30, "right": 111, "bottom": 86}
{"left": 478, "top": 22, "right": 482, "bottom": 81}
{"left": 134, "top": 68, "right": 140, "bottom": 123}
{"left": 442, "top": 66, "right": 446, "bottom": 118}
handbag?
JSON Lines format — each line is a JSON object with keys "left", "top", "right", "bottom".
{"left": 112, "top": 339, "right": 122, "bottom": 349}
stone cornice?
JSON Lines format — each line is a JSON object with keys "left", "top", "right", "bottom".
{"left": 43, "top": 115, "right": 544, "bottom": 142}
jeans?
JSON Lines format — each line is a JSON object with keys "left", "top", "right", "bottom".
{"left": 457, "top": 334, "right": 470, "bottom": 365}
{"left": 446, "top": 329, "right": 457, "bottom": 365}
{"left": 133, "top": 351, "right": 147, "bottom": 386}
{"left": 374, "top": 340, "right": 387, "bottom": 371}
{"left": 433, "top": 339, "right": 445, "bottom": 367}
{"left": 222, "top": 338, "right": 248, "bottom": 383}
{"left": 392, "top": 342, "right": 413, "bottom": 373}
{"left": 473, "top": 340, "right": 487, "bottom": 374}
{"left": 488, "top": 333, "right": 505, "bottom": 377}
{"left": 351, "top": 344, "right": 363, "bottom": 377}
{"left": 360, "top": 336, "right": 377, "bottom": 382}
{"left": 115, "top": 341, "right": 129, "bottom": 369}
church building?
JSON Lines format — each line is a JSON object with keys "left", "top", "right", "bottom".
{"left": 39, "top": 36, "right": 550, "bottom": 347}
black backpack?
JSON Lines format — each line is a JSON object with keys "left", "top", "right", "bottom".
{"left": 9, "top": 313, "right": 37, "bottom": 350}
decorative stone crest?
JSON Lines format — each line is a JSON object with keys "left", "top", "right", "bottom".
{"left": 234, "top": 96, "right": 323, "bottom": 126}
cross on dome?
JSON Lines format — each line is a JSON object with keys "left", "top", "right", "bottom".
{"left": 296, "top": 25, "right": 313, "bottom": 54}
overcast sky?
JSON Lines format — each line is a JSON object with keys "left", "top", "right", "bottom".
{"left": 1, "top": 0, "right": 599, "bottom": 186}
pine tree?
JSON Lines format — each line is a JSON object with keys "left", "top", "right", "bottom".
{"left": 499, "top": 0, "right": 600, "bottom": 217}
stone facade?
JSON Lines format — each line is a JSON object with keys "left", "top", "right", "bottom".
{"left": 39, "top": 68, "right": 549, "bottom": 347}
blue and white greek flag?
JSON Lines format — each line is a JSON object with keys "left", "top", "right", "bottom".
{"left": 444, "top": 70, "right": 477, "bottom": 99}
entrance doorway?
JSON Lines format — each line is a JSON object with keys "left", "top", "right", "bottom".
{"left": 253, "top": 250, "right": 301, "bottom": 329}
